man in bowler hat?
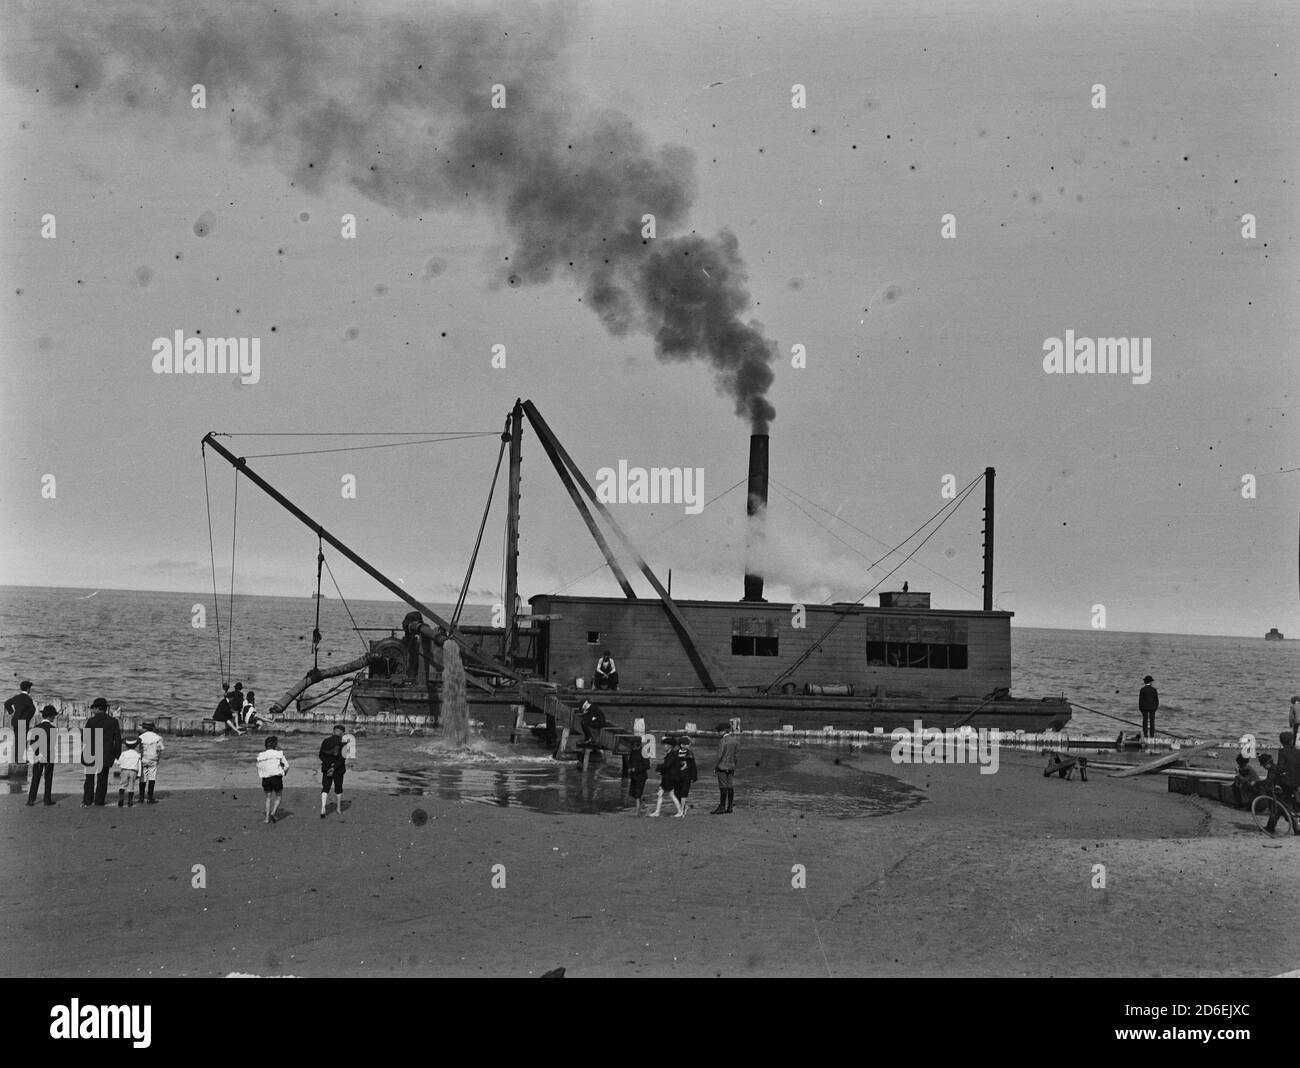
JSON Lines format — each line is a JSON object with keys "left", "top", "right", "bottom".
{"left": 82, "top": 697, "right": 122, "bottom": 806}
{"left": 1139, "top": 675, "right": 1159, "bottom": 740}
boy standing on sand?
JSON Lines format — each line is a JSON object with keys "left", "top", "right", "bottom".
{"left": 137, "top": 720, "right": 164, "bottom": 804}
{"left": 712, "top": 722, "right": 739, "bottom": 814}
{"left": 116, "top": 737, "right": 141, "bottom": 807}
{"left": 319, "top": 724, "right": 348, "bottom": 818}
{"left": 257, "top": 735, "right": 288, "bottom": 824}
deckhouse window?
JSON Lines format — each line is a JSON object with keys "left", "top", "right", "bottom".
{"left": 865, "top": 640, "right": 966, "bottom": 668}
{"left": 731, "top": 617, "right": 779, "bottom": 656}
{"left": 865, "top": 618, "right": 968, "bottom": 669}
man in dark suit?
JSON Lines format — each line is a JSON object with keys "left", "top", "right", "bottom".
{"left": 82, "top": 698, "right": 122, "bottom": 806}
{"left": 6, "top": 680, "right": 36, "bottom": 747}
{"left": 1138, "top": 675, "right": 1159, "bottom": 740}
{"left": 25, "top": 705, "right": 57, "bottom": 806}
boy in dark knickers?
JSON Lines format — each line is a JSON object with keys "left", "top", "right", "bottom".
{"left": 319, "top": 724, "right": 348, "bottom": 818}
{"left": 257, "top": 736, "right": 288, "bottom": 824}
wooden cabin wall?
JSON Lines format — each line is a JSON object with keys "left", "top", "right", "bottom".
{"left": 530, "top": 595, "right": 1011, "bottom": 697}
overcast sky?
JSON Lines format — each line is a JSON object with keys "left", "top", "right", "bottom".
{"left": 1, "top": 0, "right": 1296, "bottom": 637}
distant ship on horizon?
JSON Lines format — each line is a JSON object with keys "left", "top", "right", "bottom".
{"left": 1265, "top": 627, "right": 1284, "bottom": 641}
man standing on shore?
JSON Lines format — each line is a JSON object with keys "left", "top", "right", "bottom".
{"left": 6, "top": 681, "right": 36, "bottom": 764}
{"left": 25, "top": 705, "right": 57, "bottom": 806}
{"left": 82, "top": 697, "right": 122, "bottom": 806}
{"left": 1139, "top": 675, "right": 1159, "bottom": 740}
{"left": 712, "top": 721, "right": 739, "bottom": 814}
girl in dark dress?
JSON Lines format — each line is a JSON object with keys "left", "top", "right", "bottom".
{"left": 647, "top": 735, "right": 684, "bottom": 818}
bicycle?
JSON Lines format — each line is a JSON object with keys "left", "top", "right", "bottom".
{"left": 1251, "top": 783, "right": 1297, "bottom": 836}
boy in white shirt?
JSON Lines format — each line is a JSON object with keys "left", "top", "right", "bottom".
{"left": 137, "top": 720, "right": 165, "bottom": 804}
{"left": 117, "top": 737, "right": 142, "bottom": 808}
{"left": 257, "top": 735, "right": 289, "bottom": 824}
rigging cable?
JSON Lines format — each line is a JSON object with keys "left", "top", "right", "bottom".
{"left": 761, "top": 472, "right": 985, "bottom": 694}
{"left": 769, "top": 476, "right": 982, "bottom": 601}
{"left": 1066, "top": 699, "right": 1196, "bottom": 741}
{"left": 239, "top": 433, "right": 497, "bottom": 459}
{"left": 546, "top": 478, "right": 747, "bottom": 596}
{"left": 201, "top": 445, "right": 226, "bottom": 686}
{"left": 312, "top": 536, "right": 325, "bottom": 670}
{"left": 227, "top": 468, "right": 240, "bottom": 686}
{"left": 453, "top": 426, "right": 509, "bottom": 627}
{"left": 321, "top": 554, "right": 370, "bottom": 655}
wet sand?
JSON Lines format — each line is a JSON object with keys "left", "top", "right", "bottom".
{"left": 2, "top": 739, "right": 1297, "bottom": 978}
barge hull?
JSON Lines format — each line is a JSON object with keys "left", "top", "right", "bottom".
{"left": 349, "top": 679, "right": 1070, "bottom": 734}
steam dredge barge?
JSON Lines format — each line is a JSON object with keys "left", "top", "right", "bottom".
{"left": 200, "top": 400, "right": 1071, "bottom": 737}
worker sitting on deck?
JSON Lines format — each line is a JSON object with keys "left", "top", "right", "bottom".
{"left": 594, "top": 651, "right": 619, "bottom": 691}
{"left": 578, "top": 699, "right": 607, "bottom": 748}
{"left": 1261, "top": 731, "right": 1300, "bottom": 834}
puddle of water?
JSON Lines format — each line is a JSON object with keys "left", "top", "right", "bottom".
{"left": 2, "top": 737, "right": 925, "bottom": 818}
{"left": 386, "top": 757, "right": 924, "bottom": 819}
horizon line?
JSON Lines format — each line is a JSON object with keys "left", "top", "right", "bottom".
{"left": 0, "top": 582, "right": 1287, "bottom": 642}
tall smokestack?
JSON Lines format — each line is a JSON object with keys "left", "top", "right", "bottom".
{"left": 743, "top": 433, "right": 769, "bottom": 602}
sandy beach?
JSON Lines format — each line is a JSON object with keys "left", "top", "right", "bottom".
{"left": 3, "top": 739, "right": 1296, "bottom": 979}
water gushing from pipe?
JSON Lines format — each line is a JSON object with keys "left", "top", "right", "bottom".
{"left": 441, "top": 639, "right": 470, "bottom": 748}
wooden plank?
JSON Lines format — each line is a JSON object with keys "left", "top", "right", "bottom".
{"left": 1109, "top": 739, "right": 1223, "bottom": 778}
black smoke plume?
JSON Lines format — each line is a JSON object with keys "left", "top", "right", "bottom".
{"left": 5, "top": 0, "right": 777, "bottom": 429}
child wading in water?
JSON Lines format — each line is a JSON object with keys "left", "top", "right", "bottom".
{"left": 257, "top": 735, "right": 289, "bottom": 824}
{"left": 649, "top": 735, "right": 698, "bottom": 817}
{"left": 627, "top": 735, "right": 652, "bottom": 815}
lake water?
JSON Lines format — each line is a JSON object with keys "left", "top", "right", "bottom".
{"left": 1, "top": 584, "right": 1295, "bottom": 743}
